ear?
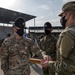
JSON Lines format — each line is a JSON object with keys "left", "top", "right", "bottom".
{"left": 65, "top": 12, "right": 71, "bottom": 20}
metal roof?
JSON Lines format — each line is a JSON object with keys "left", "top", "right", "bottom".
{"left": 29, "top": 26, "right": 64, "bottom": 34}
{"left": 29, "top": 26, "right": 64, "bottom": 30}
{"left": 0, "top": 7, "right": 36, "bottom": 24}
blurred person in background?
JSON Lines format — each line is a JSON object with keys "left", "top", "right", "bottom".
{"left": 39, "top": 22, "right": 57, "bottom": 75}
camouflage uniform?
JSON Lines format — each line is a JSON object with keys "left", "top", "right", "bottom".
{"left": 48, "top": 25, "right": 75, "bottom": 75}
{"left": 46, "top": 1, "right": 75, "bottom": 75}
{"left": 39, "top": 34, "right": 57, "bottom": 75}
{"left": 0, "top": 35, "right": 43, "bottom": 75}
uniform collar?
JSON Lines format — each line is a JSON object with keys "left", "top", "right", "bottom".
{"left": 66, "top": 24, "right": 75, "bottom": 29}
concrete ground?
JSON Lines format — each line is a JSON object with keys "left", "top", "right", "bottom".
{"left": 0, "top": 59, "right": 43, "bottom": 75}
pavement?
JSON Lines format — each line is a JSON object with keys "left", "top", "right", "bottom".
{"left": 0, "top": 59, "right": 43, "bottom": 75}
{"left": 30, "top": 63, "right": 43, "bottom": 75}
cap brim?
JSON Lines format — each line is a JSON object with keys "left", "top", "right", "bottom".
{"left": 58, "top": 11, "right": 64, "bottom": 16}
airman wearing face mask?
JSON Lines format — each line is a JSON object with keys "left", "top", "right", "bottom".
{"left": 39, "top": 22, "right": 57, "bottom": 75}
{"left": 13, "top": 17, "right": 25, "bottom": 36}
{"left": 41, "top": 1, "right": 75, "bottom": 75}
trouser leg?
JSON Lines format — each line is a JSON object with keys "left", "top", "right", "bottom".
{"left": 42, "top": 67, "right": 55, "bottom": 75}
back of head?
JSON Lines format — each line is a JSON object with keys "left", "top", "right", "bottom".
{"left": 44, "top": 22, "right": 52, "bottom": 35}
{"left": 44, "top": 22, "right": 52, "bottom": 30}
{"left": 14, "top": 17, "right": 25, "bottom": 29}
{"left": 13, "top": 17, "right": 25, "bottom": 36}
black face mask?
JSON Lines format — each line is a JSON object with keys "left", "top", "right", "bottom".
{"left": 60, "top": 16, "right": 67, "bottom": 28}
{"left": 45, "top": 30, "right": 51, "bottom": 35}
{"left": 16, "top": 29, "right": 24, "bottom": 36}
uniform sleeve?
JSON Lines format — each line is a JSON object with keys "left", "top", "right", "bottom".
{"left": 47, "top": 31, "right": 75, "bottom": 73}
{"left": 38, "top": 38, "right": 43, "bottom": 50}
{"left": 0, "top": 40, "right": 8, "bottom": 58}
{"left": 30, "top": 39, "right": 46, "bottom": 58}
{"left": 60, "top": 32, "right": 74, "bottom": 58}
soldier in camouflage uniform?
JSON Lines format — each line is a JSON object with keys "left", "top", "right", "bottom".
{"left": 41, "top": 1, "right": 75, "bottom": 75}
{"left": 0, "top": 17, "right": 45, "bottom": 75}
{"left": 39, "top": 22, "right": 57, "bottom": 75}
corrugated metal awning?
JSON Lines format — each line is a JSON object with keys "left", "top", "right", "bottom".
{"left": 0, "top": 7, "right": 36, "bottom": 24}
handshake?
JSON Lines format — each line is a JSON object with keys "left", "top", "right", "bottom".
{"left": 41, "top": 55, "right": 53, "bottom": 68}
{"left": 29, "top": 55, "right": 52, "bottom": 68}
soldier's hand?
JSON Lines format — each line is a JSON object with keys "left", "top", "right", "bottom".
{"left": 43, "top": 55, "right": 52, "bottom": 61}
{"left": 41, "top": 59, "right": 48, "bottom": 68}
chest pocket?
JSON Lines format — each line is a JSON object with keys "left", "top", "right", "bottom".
{"left": 10, "top": 42, "right": 29, "bottom": 56}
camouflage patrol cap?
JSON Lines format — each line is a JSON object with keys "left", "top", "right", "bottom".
{"left": 14, "top": 17, "right": 25, "bottom": 29}
{"left": 59, "top": 1, "right": 75, "bottom": 16}
{"left": 44, "top": 22, "right": 52, "bottom": 29}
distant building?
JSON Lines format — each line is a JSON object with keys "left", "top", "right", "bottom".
{"left": 0, "top": 26, "right": 13, "bottom": 39}
{"left": 29, "top": 26, "right": 64, "bottom": 36}
{"left": 0, "top": 7, "right": 36, "bottom": 39}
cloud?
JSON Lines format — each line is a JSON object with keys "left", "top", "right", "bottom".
{"left": 39, "top": 5, "right": 50, "bottom": 10}
{"left": 36, "top": 18, "right": 60, "bottom": 26}
{"left": 26, "top": 17, "right": 60, "bottom": 27}
{"left": 36, "top": 16, "right": 45, "bottom": 20}
{"left": 62, "top": 0, "right": 74, "bottom": 3}
{"left": 48, "top": 1, "right": 52, "bottom": 4}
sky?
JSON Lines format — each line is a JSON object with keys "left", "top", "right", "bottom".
{"left": 0, "top": 0, "right": 74, "bottom": 27}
